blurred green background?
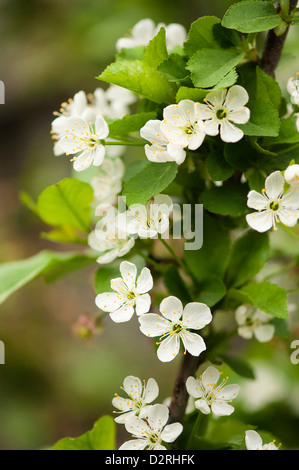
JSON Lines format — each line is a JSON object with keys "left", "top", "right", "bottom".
{"left": 0, "top": 0, "right": 299, "bottom": 450}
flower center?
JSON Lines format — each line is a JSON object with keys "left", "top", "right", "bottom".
{"left": 172, "top": 323, "right": 183, "bottom": 334}
{"left": 269, "top": 200, "right": 280, "bottom": 211}
{"left": 216, "top": 108, "right": 228, "bottom": 120}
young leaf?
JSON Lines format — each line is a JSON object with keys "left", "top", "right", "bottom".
{"left": 37, "top": 178, "right": 93, "bottom": 233}
{"left": 206, "top": 150, "right": 235, "bottom": 181}
{"left": 122, "top": 162, "right": 178, "bottom": 206}
{"left": 184, "top": 16, "right": 221, "bottom": 56}
{"left": 158, "top": 54, "right": 190, "bottom": 82}
{"left": 222, "top": 1, "right": 282, "bottom": 33}
{"left": 108, "top": 112, "right": 156, "bottom": 138}
{"left": 255, "top": 66, "right": 282, "bottom": 110}
{"left": 220, "top": 354, "right": 255, "bottom": 379}
{"left": 237, "top": 100, "right": 280, "bottom": 137}
{"left": 196, "top": 276, "right": 227, "bottom": 307}
{"left": 176, "top": 86, "right": 207, "bottom": 103}
{"left": 53, "top": 416, "right": 116, "bottom": 450}
{"left": 240, "top": 281, "right": 288, "bottom": 319}
{"left": 225, "top": 231, "right": 270, "bottom": 288}
{"left": 163, "top": 265, "right": 192, "bottom": 303}
{"left": 187, "top": 49, "right": 244, "bottom": 89}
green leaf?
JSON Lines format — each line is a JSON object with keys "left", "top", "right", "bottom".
{"left": 225, "top": 231, "right": 270, "bottom": 288}
{"left": 224, "top": 140, "right": 257, "bottom": 171}
{"left": 206, "top": 150, "right": 235, "bottom": 181}
{"left": 211, "top": 68, "right": 238, "bottom": 90}
{"left": 237, "top": 100, "right": 280, "bottom": 137}
{"left": 220, "top": 354, "right": 255, "bottom": 379}
{"left": 122, "top": 162, "right": 178, "bottom": 206}
{"left": 98, "top": 29, "right": 176, "bottom": 105}
{"left": 19, "top": 190, "right": 39, "bottom": 215}
{"left": 53, "top": 416, "right": 116, "bottom": 450}
{"left": 184, "top": 16, "right": 221, "bottom": 56}
{"left": 176, "top": 86, "right": 207, "bottom": 103}
{"left": 37, "top": 178, "right": 93, "bottom": 234}
{"left": 212, "top": 23, "right": 242, "bottom": 49}
{"left": 240, "top": 281, "right": 288, "bottom": 319}
{"left": 255, "top": 66, "right": 282, "bottom": 110}
{"left": 196, "top": 276, "right": 227, "bottom": 307}
{"left": 201, "top": 183, "right": 249, "bottom": 217}
{"left": 158, "top": 54, "right": 189, "bottom": 82}
{"left": 263, "top": 116, "right": 299, "bottom": 145}
{"left": 187, "top": 49, "right": 244, "bottom": 88}
{"left": 245, "top": 167, "right": 267, "bottom": 192}
{"left": 184, "top": 213, "right": 230, "bottom": 282}
{"left": 116, "top": 45, "right": 145, "bottom": 61}
{"left": 108, "top": 112, "right": 156, "bottom": 138}
{"left": 0, "top": 250, "right": 96, "bottom": 305}
{"left": 222, "top": 1, "right": 282, "bottom": 33}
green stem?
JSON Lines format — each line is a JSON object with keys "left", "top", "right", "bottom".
{"left": 104, "top": 140, "right": 145, "bottom": 146}
{"left": 135, "top": 250, "right": 165, "bottom": 272}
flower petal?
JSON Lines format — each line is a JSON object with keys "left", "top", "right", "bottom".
{"left": 194, "top": 398, "right": 211, "bottom": 414}
{"left": 180, "top": 331, "right": 206, "bottom": 356}
{"left": 95, "top": 292, "right": 123, "bottom": 312}
{"left": 264, "top": 171, "right": 284, "bottom": 199}
{"left": 160, "top": 423, "right": 183, "bottom": 443}
{"left": 182, "top": 302, "right": 212, "bottom": 330}
{"left": 120, "top": 261, "right": 137, "bottom": 290}
{"left": 246, "top": 210, "right": 273, "bottom": 233}
{"left": 136, "top": 267, "right": 153, "bottom": 294}
{"left": 109, "top": 304, "right": 135, "bottom": 323}
{"left": 138, "top": 313, "right": 171, "bottom": 337}
{"left": 143, "top": 378, "right": 159, "bottom": 404}
{"left": 225, "top": 85, "right": 249, "bottom": 109}
{"left": 123, "top": 375, "right": 143, "bottom": 400}
{"left": 157, "top": 334, "right": 180, "bottom": 362}
{"left": 159, "top": 296, "right": 183, "bottom": 322}
{"left": 135, "top": 293, "right": 151, "bottom": 315}
{"left": 245, "top": 430, "right": 263, "bottom": 450}
{"left": 186, "top": 376, "right": 204, "bottom": 399}
{"left": 220, "top": 120, "right": 244, "bottom": 143}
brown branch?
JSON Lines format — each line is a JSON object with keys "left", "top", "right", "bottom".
{"left": 261, "top": 0, "right": 297, "bottom": 76}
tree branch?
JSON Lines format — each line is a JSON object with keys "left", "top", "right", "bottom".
{"left": 261, "top": 0, "right": 297, "bottom": 76}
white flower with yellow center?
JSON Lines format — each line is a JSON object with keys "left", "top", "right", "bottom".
{"left": 119, "top": 404, "right": 183, "bottom": 450}
{"left": 186, "top": 366, "right": 240, "bottom": 416}
{"left": 284, "top": 164, "right": 299, "bottom": 187}
{"left": 235, "top": 305, "right": 275, "bottom": 343}
{"left": 57, "top": 115, "right": 109, "bottom": 171}
{"left": 196, "top": 85, "right": 250, "bottom": 143}
{"left": 112, "top": 375, "right": 159, "bottom": 424}
{"left": 246, "top": 170, "right": 299, "bottom": 232}
{"left": 126, "top": 194, "right": 173, "bottom": 239}
{"left": 139, "top": 296, "right": 212, "bottom": 362}
{"left": 160, "top": 100, "right": 206, "bottom": 151}
{"left": 245, "top": 430, "right": 279, "bottom": 451}
{"left": 287, "top": 73, "right": 299, "bottom": 106}
{"left": 88, "top": 208, "right": 135, "bottom": 264}
{"left": 140, "top": 119, "right": 186, "bottom": 164}
{"left": 95, "top": 260, "right": 153, "bottom": 322}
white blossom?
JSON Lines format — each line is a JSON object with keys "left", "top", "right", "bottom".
{"left": 116, "top": 18, "right": 187, "bottom": 52}
{"left": 196, "top": 85, "right": 250, "bottom": 143}
{"left": 284, "top": 164, "right": 299, "bottom": 187}
{"left": 160, "top": 100, "right": 206, "bottom": 151}
{"left": 112, "top": 375, "right": 159, "bottom": 423}
{"left": 126, "top": 194, "right": 173, "bottom": 239}
{"left": 246, "top": 170, "right": 299, "bottom": 232}
{"left": 90, "top": 157, "right": 124, "bottom": 205}
{"left": 139, "top": 296, "right": 212, "bottom": 362}
{"left": 140, "top": 120, "right": 186, "bottom": 164}
{"left": 235, "top": 305, "right": 275, "bottom": 343}
{"left": 57, "top": 115, "right": 109, "bottom": 171}
{"left": 287, "top": 73, "right": 299, "bottom": 106}
{"left": 119, "top": 404, "right": 183, "bottom": 450}
{"left": 95, "top": 260, "right": 153, "bottom": 322}
{"left": 245, "top": 430, "right": 279, "bottom": 451}
{"left": 88, "top": 208, "right": 135, "bottom": 264}
{"left": 186, "top": 366, "right": 240, "bottom": 417}
{"left": 91, "top": 85, "right": 137, "bottom": 121}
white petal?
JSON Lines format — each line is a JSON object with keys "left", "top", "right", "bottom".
{"left": 159, "top": 296, "right": 183, "bottom": 322}
{"left": 73, "top": 151, "right": 94, "bottom": 171}
{"left": 202, "top": 118, "right": 219, "bottom": 136}
{"left": 138, "top": 313, "right": 171, "bottom": 337}
{"left": 202, "top": 366, "right": 220, "bottom": 390}
{"left": 245, "top": 430, "right": 263, "bottom": 450}
{"left": 228, "top": 106, "right": 250, "bottom": 124}
{"left": 254, "top": 324, "right": 275, "bottom": 342}
{"left": 119, "top": 439, "right": 146, "bottom": 450}
{"left": 220, "top": 120, "right": 244, "bottom": 143}
{"left": 205, "top": 89, "right": 226, "bottom": 108}
{"left": 246, "top": 210, "right": 273, "bottom": 232}
{"left": 180, "top": 331, "right": 206, "bottom": 356}
{"left": 157, "top": 334, "right": 180, "bottom": 362}
{"left": 123, "top": 375, "right": 143, "bottom": 400}
{"left": 225, "top": 85, "right": 249, "bottom": 109}
{"left": 95, "top": 292, "right": 123, "bottom": 312}
{"left": 135, "top": 293, "right": 151, "bottom": 315}
{"left": 143, "top": 378, "right": 159, "bottom": 404}
{"left": 124, "top": 414, "right": 149, "bottom": 437}
{"left": 182, "top": 302, "right": 212, "bottom": 330}
{"left": 120, "top": 261, "right": 137, "bottom": 290}
{"left": 264, "top": 171, "right": 284, "bottom": 199}
{"left": 247, "top": 190, "right": 268, "bottom": 210}
{"left": 186, "top": 376, "right": 204, "bottom": 399}
{"left": 136, "top": 267, "right": 153, "bottom": 294}
{"left": 147, "top": 403, "right": 169, "bottom": 431}
{"left": 92, "top": 146, "right": 105, "bottom": 167}
{"left": 194, "top": 399, "right": 211, "bottom": 414}
{"left": 160, "top": 423, "right": 183, "bottom": 443}
{"left": 109, "top": 304, "right": 135, "bottom": 323}
{"left": 213, "top": 384, "right": 240, "bottom": 401}
{"left": 112, "top": 396, "right": 134, "bottom": 412}
{"left": 211, "top": 401, "right": 235, "bottom": 416}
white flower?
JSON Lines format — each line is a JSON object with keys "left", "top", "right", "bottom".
{"left": 140, "top": 120, "right": 186, "bottom": 164}
{"left": 160, "top": 100, "right": 206, "bottom": 151}
{"left": 51, "top": 91, "right": 90, "bottom": 156}
{"left": 246, "top": 170, "right": 299, "bottom": 232}
{"left": 245, "top": 430, "right": 279, "bottom": 450}
{"left": 235, "top": 305, "right": 275, "bottom": 343}
{"left": 119, "top": 404, "right": 183, "bottom": 450}
{"left": 88, "top": 208, "right": 135, "bottom": 264}
{"left": 186, "top": 366, "right": 240, "bottom": 417}
{"left": 126, "top": 194, "right": 173, "bottom": 239}
{"left": 95, "top": 260, "right": 153, "bottom": 322}
{"left": 296, "top": 113, "right": 299, "bottom": 133}
{"left": 116, "top": 18, "right": 187, "bottom": 52}
{"left": 90, "top": 158, "right": 124, "bottom": 204}
{"left": 287, "top": 73, "right": 299, "bottom": 106}
{"left": 284, "top": 164, "right": 299, "bottom": 187}
{"left": 139, "top": 296, "right": 212, "bottom": 362}
{"left": 112, "top": 375, "right": 159, "bottom": 423}
{"left": 196, "top": 85, "right": 250, "bottom": 143}
{"left": 57, "top": 115, "right": 109, "bottom": 171}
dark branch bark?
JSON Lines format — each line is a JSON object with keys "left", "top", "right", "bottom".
{"left": 261, "top": 0, "right": 297, "bottom": 76}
